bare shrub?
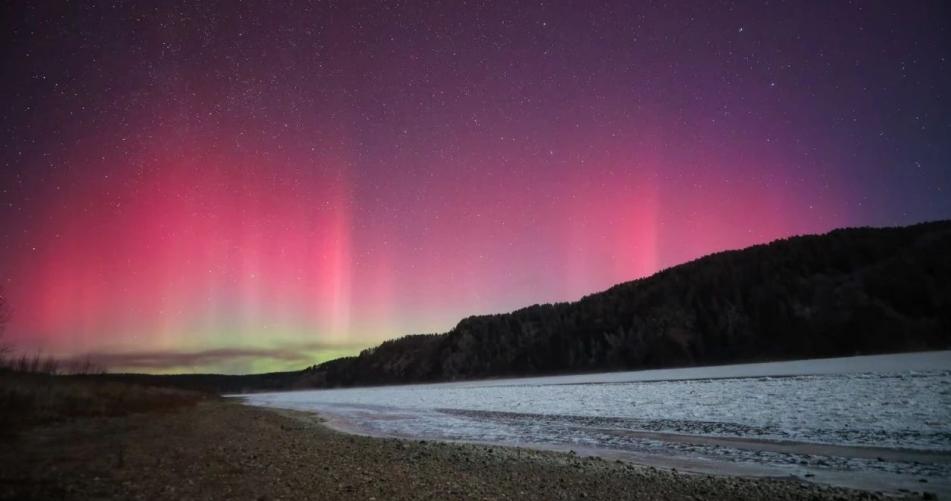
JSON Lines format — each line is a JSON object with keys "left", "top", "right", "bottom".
{"left": 40, "top": 356, "right": 60, "bottom": 375}
{"left": 0, "top": 292, "right": 9, "bottom": 367}
{"left": 65, "top": 356, "right": 106, "bottom": 376}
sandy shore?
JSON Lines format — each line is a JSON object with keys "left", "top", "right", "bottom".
{"left": 0, "top": 399, "right": 932, "bottom": 500}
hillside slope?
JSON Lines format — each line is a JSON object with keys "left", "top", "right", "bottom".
{"left": 305, "top": 220, "right": 951, "bottom": 388}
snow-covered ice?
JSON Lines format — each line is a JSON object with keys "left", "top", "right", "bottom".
{"left": 239, "top": 351, "right": 951, "bottom": 494}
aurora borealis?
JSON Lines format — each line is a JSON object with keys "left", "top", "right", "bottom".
{"left": 1, "top": 1, "right": 949, "bottom": 374}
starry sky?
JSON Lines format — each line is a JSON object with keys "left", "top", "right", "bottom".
{"left": 1, "top": 1, "right": 949, "bottom": 374}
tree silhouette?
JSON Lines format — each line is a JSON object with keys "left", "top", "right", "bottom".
{"left": 0, "top": 291, "right": 9, "bottom": 363}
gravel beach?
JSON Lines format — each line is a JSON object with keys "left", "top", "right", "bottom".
{"left": 0, "top": 400, "right": 930, "bottom": 500}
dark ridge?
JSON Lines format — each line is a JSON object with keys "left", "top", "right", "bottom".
{"left": 303, "top": 220, "right": 951, "bottom": 388}
{"left": 120, "top": 220, "right": 951, "bottom": 393}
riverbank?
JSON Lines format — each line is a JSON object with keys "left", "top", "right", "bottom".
{"left": 0, "top": 398, "right": 932, "bottom": 500}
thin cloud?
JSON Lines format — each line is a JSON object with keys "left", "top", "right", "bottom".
{"left": 64, "top": 343, "right": 363, "bottom": 373}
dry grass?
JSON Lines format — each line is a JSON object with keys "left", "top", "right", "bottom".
{"left": 0, "top": 373, "right": 210, "bottom": 435}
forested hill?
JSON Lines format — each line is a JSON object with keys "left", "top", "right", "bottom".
{"left": 301, "top": 220, "right": 951, "bottom": 388}
{"left": 117, "top": 220, "right": 951, "bottom": 393}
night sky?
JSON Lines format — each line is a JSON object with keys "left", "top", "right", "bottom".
{"left": 1, "top": 1, "right": 949, "bottom": 373}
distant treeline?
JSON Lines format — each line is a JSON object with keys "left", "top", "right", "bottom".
{"left": 125, "top": 220, "right": 951, "bottom": 393}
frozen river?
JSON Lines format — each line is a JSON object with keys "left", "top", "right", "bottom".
{"left": 239, "top": 351, "right": 951, "bottom": 495}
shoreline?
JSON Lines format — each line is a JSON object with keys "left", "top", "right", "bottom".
{"left": 1, "top": 399, "right": 937, "bottom": 500}
{"left": 235, "top": 350, "right": 951, "bottom": 497}
{"left": 285, "top": 403, "right": 951, "bottom": 498}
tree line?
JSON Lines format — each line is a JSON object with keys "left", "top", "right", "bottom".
{"left": 302, "top": 220, "right": 951, "bottom": 388}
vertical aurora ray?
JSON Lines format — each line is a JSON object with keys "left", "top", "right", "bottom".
{"left": 0, "top": 121, "right": 868, "bottom": 373}
{"left": 1, "top": 1, "right": 947, "bottom": 373}
{"left": 0, "top": 110, "right": 859, "bottom": 374}
{"left": 5, "top": 126, "right": 359, "bottom": 369}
